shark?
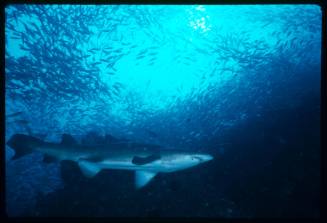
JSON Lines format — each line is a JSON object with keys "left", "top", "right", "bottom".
{"left": 6, "top": 133, "right": 214, "bottom": 189}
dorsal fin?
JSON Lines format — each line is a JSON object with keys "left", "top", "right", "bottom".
{"left": 132, "top": 154, "right": 161, "bottom": 165}
{"left": 104, "top": 134, "right": 120, "bottom": 144}
{"left": 82, "top": 131, "right": 105, "bottom": 145}
{"left": 61, "top": 134, "right": 77, "bottom": 145}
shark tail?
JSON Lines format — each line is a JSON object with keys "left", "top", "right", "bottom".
{"left": 7, "top": 134, "right": 44, "bottom": 160}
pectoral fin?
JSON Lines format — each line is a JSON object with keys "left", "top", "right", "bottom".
{"left": 78, "top": 160, "right": 101, "bottom": 178}
{"left": 135, "top": 171, "right": 157, "bottom": 189}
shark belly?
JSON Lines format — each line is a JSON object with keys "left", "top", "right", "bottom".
{"left": 77, "top": 159, "right": 164, "bottom": 189}
{"left": 98, "top": 160, "right": 167, "bottom": 172}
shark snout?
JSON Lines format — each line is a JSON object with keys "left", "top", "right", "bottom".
{"left": 201, "top": 154, "right": 214, "bottom": 162}
{"left": 193, "top": 154, "right": 213, "bottom": 163}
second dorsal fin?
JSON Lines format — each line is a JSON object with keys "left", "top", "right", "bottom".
{"left": 61, "top": 134, "right": 77, "bottom": 145}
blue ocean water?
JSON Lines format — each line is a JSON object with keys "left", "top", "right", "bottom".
{"left": 5, "top": 5, "right": 321, "bottom": 217}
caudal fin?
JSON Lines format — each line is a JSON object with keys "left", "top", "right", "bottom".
{"left": 7, "top": 134, "right": 44, "bottom": 160}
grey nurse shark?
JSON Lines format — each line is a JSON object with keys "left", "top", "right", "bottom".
{"left": 7, "top": 134, "right": 213, "bottom": 189}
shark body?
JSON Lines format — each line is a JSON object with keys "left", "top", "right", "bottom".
{"left": 7, "top": 134, "right": 213, "bottom": 189}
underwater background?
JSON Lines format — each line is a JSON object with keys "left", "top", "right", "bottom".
{"left": 5, "top": 5, "right": 321, "bottom": 217}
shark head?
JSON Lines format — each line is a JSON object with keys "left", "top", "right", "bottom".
{"left": 160, "top": 152, "right": 214, "bottom": 172}
{"left": 130, "top": 152, "right": 213, "bottom": 189}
